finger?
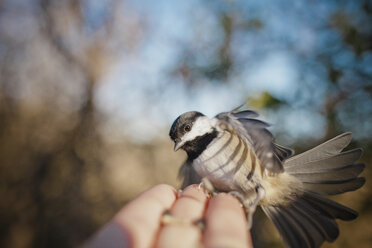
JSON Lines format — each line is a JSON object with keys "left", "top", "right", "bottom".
{"left": 156, "top": 184, "right": 208, "bottom": 248}
{"left": 203, "top": 193, "right": 253, "bottom": 248}
{"left": 114, "top": 184, "right": 177, "bottom": 248}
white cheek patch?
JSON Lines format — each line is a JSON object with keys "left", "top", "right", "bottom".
{"left": 182, "top": 116, "right": 214, "bottom": 143}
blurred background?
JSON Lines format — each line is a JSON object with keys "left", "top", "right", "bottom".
{"left": 0, "top": 0, "right": 371, "bottom": 247}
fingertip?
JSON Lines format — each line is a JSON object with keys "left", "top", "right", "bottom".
{"left": 181, "top": 184, "right": 208, "bottom": 202}
{"left": 212, "top": 193, "right": 244, "bottom": 211}
{"left": 204, "top": 193, "right": 251, "bottom": 248}
{"left": 147, "top": 184, "right": 178, "bottom": 200}
{"left": 156, "top": 184, "right": 208, "bottom": 248}
{"left": 114, "top": 184, "right": 178, "bottom": 248}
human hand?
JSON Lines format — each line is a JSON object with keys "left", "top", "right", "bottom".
{"left": 84, "top": 184, "right": 253, "bottom": 248}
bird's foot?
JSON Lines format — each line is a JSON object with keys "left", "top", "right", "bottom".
{"left": 198, "top": 177, "right": 217, "bottom": 197}
{"left": 246, "top": 186, "right": 265, "bottom": 229}
{"left": 228, "top": 191, "right": 247, "bottom": 207}
{"left": 228, "top": 191, "right": 254, "bottom": 228}
{"left": 228, "top": 187, "right": 266, "bottom": 229}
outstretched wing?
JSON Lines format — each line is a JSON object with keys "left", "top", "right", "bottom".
{"left": 216, "top": 109, "right": 294, "bottom": 173}
{"left": 178, "top": 160, "right": 201, "bottom": 189}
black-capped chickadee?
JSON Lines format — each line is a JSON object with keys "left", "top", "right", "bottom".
{"left": 169, "top": 107, "right": 365, "bottom": 248}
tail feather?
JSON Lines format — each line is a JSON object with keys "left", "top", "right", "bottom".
{"left": 285, "top": 132, "right": 353, "bottom": 167}
{"left": 302, "top": 177, "right": 365, "bottom": 195}
{"left": 262, "top": 204, "right": 330, "bottom": 248}
{"left": 290, "top": 163, "right": 365, "bottom": 182}
{"left": 262, "top": 133, "right": 365, "bottom": 248}
{"left": 262, "top": 195, "right": 340, "bottom": 248}
{"left": 292, "top": 200, "right": 339, "bottom": 241}
{"left": 285, "top": 148, "right": 363, "bottom": 173}
{"left": 279, "top": 206, "right": 318, "bottom": 248}
{"left": 301, "top": 191, "right": 358, "bottom": 221}
{"left": 262, "top": 206, "right": 307, "bottom": 248}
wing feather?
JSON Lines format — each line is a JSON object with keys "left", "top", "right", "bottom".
{"left": 178, "top": 160, "right": 201, "bottom": 189}
{"left": 216, "top": 109, "right": 293, "bottom": 173}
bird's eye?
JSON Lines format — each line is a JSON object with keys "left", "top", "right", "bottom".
{"left": 184, "top": 125, "right": 191, "bottom": 132}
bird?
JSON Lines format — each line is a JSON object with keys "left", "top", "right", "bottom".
{"left": 169, "top": 107, "right": 365, "bottom": 248}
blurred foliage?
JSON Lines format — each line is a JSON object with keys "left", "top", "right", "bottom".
{"left": 330, "top": 10, "right": 372, "bottom": 56}
{"left": 0, "top": 0, "right": 371, "bottom": 248}
{"left": 248, "top": 91, "right": 286, "bottom": 110}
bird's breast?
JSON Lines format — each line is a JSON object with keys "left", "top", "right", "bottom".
{"left": 193, "top": 130, "right": 258, "bottom": 191}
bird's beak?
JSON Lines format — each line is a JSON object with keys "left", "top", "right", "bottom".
{"left": 174, "top": 141, "right": 183, "bottom": 151}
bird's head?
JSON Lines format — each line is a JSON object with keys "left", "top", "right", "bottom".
{"left": 169, "top": 111, "right": 214, "bottom": 152}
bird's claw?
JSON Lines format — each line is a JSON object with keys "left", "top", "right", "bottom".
{"left": 228, "top": 191, "right": 247, "bottom": 204}
{"left": 228, "top": 187, "right": 266, "bottom": 229}
{"left": 198, "top": 177, "right": 217, "bottom": 197}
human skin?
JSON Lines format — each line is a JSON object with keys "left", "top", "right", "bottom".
{"left": 84, "top": 184, "right": 253, "bottom": 248}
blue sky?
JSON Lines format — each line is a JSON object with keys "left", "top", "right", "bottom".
{"left": 2, "top": 0, "right": 367, "bottom": 144}
{"left": 90, "top": 0, "right": 370, "bottom": 144}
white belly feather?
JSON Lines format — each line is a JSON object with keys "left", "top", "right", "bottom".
{"left": 192, "top": 129, "right": 303, "bottom": 206}
{"left": 193, "top": 130, "right": 253, "bottom": 191}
